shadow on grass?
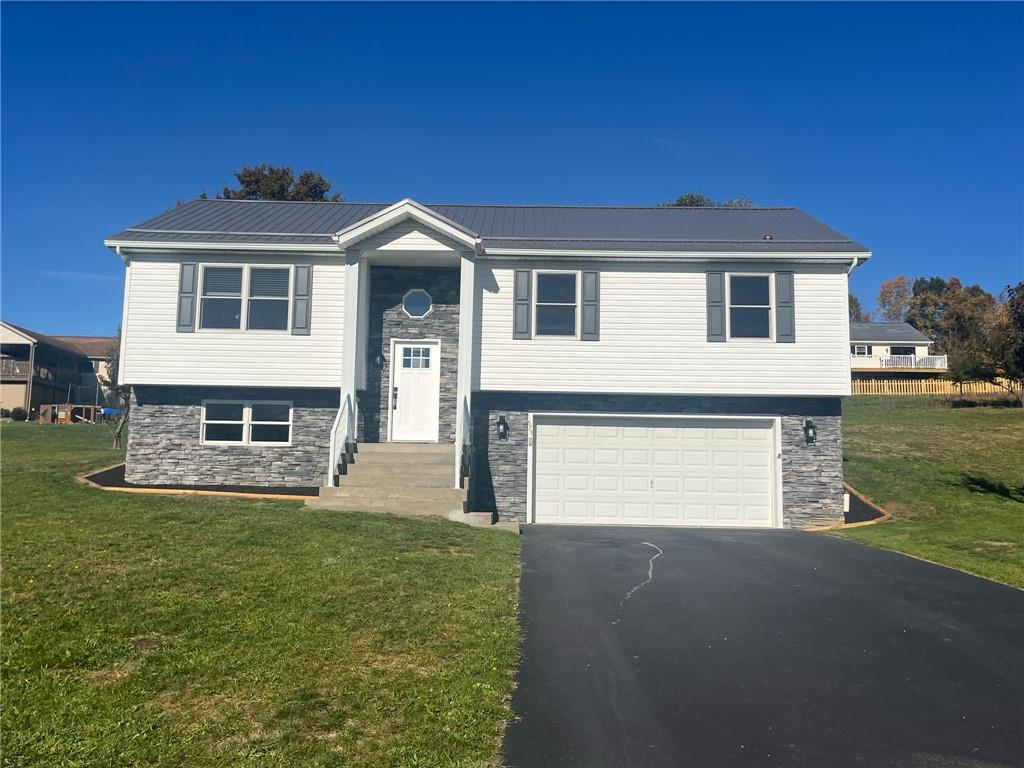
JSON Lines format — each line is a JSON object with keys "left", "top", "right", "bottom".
{"left": 957, "top": 474, "right": 1024, "bottom": 503}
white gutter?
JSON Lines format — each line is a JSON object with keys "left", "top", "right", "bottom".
{"left": 104, "top": 239, "right": 341, "bottom": 254}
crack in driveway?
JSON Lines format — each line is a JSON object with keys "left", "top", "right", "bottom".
{"left": 612, "top": 542, "right": 663, "bottom": 625}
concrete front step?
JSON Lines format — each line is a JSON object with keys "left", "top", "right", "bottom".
{"left": 306, "top": 495, "right": 464, "bottom": 515}
{"left": 355, "top": 442, "right": 455, "bottom": 454}
{"left": 340, "top": 463, "right": 453, "bottom": 482}
{"left": 348, "top": 451, "right": 453, "bottom": 466}
{"left": 319, "top": 486, "right": 466, "bottom": 503}
{"left": 341, "top": 472, "right": 455, "bottom": 489}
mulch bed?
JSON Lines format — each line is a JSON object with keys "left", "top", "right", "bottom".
{"left": 845, "top": 488, "right": 886, "bottom": 524}
{"left": 84, "top": 464, "right": 317, "bottom": 497}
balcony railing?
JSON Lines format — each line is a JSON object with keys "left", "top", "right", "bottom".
{"left": 882, "top": 354, "right": 947, "bottom": 369}
{"left": 0, "top": 359, "right": 31, "bottom": 377}
{"left": 852, "top": 354, "right": 948, "bottom": 370}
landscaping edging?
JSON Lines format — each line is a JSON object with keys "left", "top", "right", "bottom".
{"left": 802, "top": 482, "right": 893, "bottom": 531}
{"left": 78, "top": 463, "right": 316, "bottom": 501}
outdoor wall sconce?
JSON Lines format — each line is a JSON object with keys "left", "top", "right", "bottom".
{"left": 496, "top": 416, "right": 510, "bottom": 441}
{"left": 803, "top": 419, "right": 817, "bottom": 445}
{"left": 373, "top": 352, "right": 385, "bottom": 369}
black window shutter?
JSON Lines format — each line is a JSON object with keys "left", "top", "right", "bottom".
{"left": 291, "top": 265, "right": 312, "bottom": 335}
{"left": 513, "top": 269, "right": 532, "bottom": 339}
{"left": 706, "top": 271, "right": 726, "bottom": 342}
{"left": 581, "top": 271, "right": 599, "bottom": 341}
{"left": 177, "top": 263, "right": 198, "bottom": 332}
{"left": 775, "top": 271, "right": 795, "bottom": 343}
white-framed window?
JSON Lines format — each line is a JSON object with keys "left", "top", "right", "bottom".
{"left": 727, "top": 274, "right": 773, "bottom": 339}
{"left": 851, "top": 344, "right": 872, "bottom": 356}
{"left": 199, "top": 265, "right": 291, "bottom": 332}
{"left": 201, "top": 400, "right": 292, "bottom": 445}
{"left": 401, "top": 289, "right": 433, "bottom": 319}
{"left": 534, "top": 271, "right": 579, "bottom": 337}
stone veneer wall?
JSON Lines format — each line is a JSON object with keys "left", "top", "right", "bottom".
{"left": 471, "top": 393, "right": 843, "bottom": 528}
{"left": 357, "top": 266, "right": 460, "bottom": 443}
{"left": 126, "top": 386, "right": 338, "bottom": 487}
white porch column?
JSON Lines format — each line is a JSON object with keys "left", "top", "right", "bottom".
{"left": 341, "top": 249, "right": 363, "bottom": 438}
{"left": 453, "top": 250, "right": 476, "bottom": 488}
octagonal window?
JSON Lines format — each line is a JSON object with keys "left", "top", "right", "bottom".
{"left": 402, "top": 289, "right": 433, "bottom": 319}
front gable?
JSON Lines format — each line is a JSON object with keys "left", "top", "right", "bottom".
{"left": 332, "top": 199, "right": 480, "bottom": 253}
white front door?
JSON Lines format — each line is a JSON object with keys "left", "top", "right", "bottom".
{"left": 532, "top": 416, "right": 777, "bottom": 527}
{"left": 390, "top": 341, "right": 441, "bottom": 442}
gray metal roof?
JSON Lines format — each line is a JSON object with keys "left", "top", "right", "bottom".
{"left": 108, "top": 199, "right": 869, "bottom": 254}
{"left": 850, "top": 322, "right": 931, "bottom": 343}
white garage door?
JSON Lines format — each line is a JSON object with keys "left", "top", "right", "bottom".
{"left": 532, "top": 416, "right": 777, "bottom": 527}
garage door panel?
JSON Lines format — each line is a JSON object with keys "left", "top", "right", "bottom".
{"left": 533, "top": 416, "right": 775, "bottom": 528}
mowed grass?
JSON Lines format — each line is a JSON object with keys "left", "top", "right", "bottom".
{"left": 0, "top": 423, "right": 520, "bottom": 767}
{"left": 839, "top": 397, "right": 1024, "bottom": 587}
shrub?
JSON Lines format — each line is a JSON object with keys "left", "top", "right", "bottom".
{"left": 0, "top": 408, "right": 9, "bottom": 418}
{"left": 10, "top": 407, "right": 27, "bottom": 421}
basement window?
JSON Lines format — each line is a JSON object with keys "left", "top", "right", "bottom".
{"left": 202, "top": 400, "right": 292, "bottom": 445}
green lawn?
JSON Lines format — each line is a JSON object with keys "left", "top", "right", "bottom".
{"left": 1, "top": 423, "right": 520, "bottom": 767}
{"left": 839, "top": 397, "right": 1024, "bottom": 588}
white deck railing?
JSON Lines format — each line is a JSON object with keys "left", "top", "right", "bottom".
{"left": 852, "top": 354, "right": 948, "bottom": 370}
{"left": 0, "top": 359, "right": 31, "bottom": 377}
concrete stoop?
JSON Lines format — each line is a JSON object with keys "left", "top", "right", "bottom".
{"left": 306, "top": 442, "right": 517, "bottom": 531}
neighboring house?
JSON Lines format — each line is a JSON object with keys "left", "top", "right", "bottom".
{"left": 849, "top": 322, "right": 947, "bottom": 376}
{"left": 51, "top": 336, "right": 116, "bottom": 385}
{"left": 0, "top": 321, "right": 115, "bottom": 413}
{"left": 107, "top": 198, "right": 870, "bottom": 528}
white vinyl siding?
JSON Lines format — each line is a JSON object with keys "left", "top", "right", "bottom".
{"left": 121, "top": 254, "right": 344, "bottom": 387}
{"left": 356, "top": 221, "right": 461, "bottom": 252}
{"left": 476, "top": 261, "right": 852, "bottom": 396}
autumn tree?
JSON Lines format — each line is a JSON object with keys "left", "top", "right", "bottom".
{"left": 219, "top": 165, "right": 342, "bottom": 201}
{"left": 849, "top": 293, "right": 870, "bottom": 322}
{"left": 875, "top": 276, "right": 912, "bottom": 321}
{"left": 949, "top": 281, "right": 1024, "bottom": 404}
{"left": 905, "top": 276, "right": 949, "bottom": 338}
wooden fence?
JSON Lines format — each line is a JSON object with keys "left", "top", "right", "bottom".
{"left": 852, "top": 378, "right": 1013, "bottom": 397}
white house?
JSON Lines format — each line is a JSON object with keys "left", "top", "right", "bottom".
{"left": 849, "top": 321, "right": 947, "bottom": 372}
{"left": 107, "top": 198, "right": 870, "bottom": 528}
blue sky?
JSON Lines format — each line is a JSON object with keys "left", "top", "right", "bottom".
{"left": 2, "top": 2, "right": 1021, "bottom": 335}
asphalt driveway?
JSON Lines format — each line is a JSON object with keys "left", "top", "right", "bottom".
{"left": 503, "top": 527, "right": 1023, "bottom": 768}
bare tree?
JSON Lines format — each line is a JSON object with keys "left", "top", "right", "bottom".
{"left": 98, "top": 328, "right": 131, "bottom": 449}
